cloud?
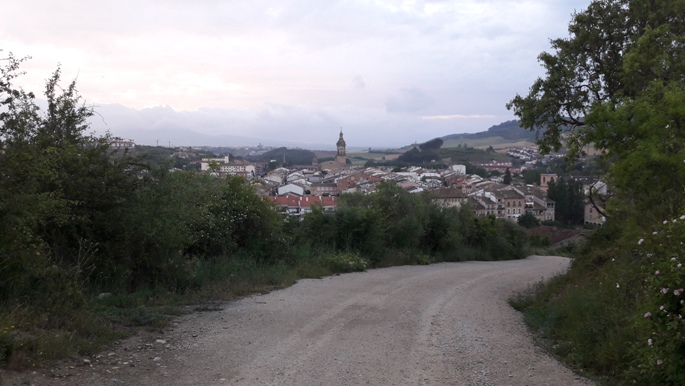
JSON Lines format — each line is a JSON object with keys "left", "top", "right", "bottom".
{"left": 86, "top": 101, "right": 511, "bottom": 149}
{"left": 385, "top": 87, "right": 432, "bottom": 113}
{"left": 4, "top": 0, "right": 595, "bottom": 145}
{"left": 351, "top": 75, "right": 365, "bottom": 90}
{"left": 421, "top": 114, "right": 496, "bottom": 120}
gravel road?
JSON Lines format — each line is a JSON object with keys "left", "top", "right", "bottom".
{"left": 2, "top": 255, "right": 593, "bottom": 386}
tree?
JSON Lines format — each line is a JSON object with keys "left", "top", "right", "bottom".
{"left": 517, "top": 213, "right": 540, "bottom": 229}
{"left": 467, "top": 165, "right": 488, "bottom": 178}
{"left": 547, "top": 178, "right": 584, "bottom": 226}
{"left": 418, "top": 137, "right": 443, "bottom": 151}
{"left": 507, "top": 0, "right": 685, "bottom": 223}
{"left": 0, "top": 54, "right": 142, "bottom": 304}
{"left": 522, "top": 169, "right": 541, "bottom": 185}
{"left": 503, "top": 168, "right": 512, "bottom": 185}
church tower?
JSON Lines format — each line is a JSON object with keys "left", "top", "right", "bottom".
{"left": 335, "top": 128, "right": 346, "bottom": 164}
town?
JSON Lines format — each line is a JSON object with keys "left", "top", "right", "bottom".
{"left": 111, "top": 130, "right": 606, "bottom": 228}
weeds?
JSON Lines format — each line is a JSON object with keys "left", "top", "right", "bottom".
{"left": 511, "top": 215, "right": 685, "bottom": 385}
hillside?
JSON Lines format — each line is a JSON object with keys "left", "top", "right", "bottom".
{"left": 440, "top": 120, "right": 540, "bottom": 150}
{"left": 442, "top": 120, "right": 535, "bottom": 141}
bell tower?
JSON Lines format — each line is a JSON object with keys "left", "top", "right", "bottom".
{"left": 335, "top": 128, "right": 346, "bottom": 164}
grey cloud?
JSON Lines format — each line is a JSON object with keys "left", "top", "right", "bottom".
{"left": 385, "top": 88, "right": 432, "bottom": 113}
{"left": 7, "top": 0, "right": 594, "bottom": 148}
{"left": 351, "top": 75, "right": 365, "bottom": 90}
{"left": 87, "top": 101, "right": 502, "bottom": 149}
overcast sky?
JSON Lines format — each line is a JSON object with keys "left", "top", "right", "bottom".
{"left": 2, "top": 0, "right": 591, "bottom": 148}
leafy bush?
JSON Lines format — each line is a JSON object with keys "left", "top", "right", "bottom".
{"left": 325, "top": 252, "right": 369, "bottom": 273}
{"left": 629, "top": 216, "right": 685, "bottom": 384}
{"left": 518, "top": 213, "right": 541, "bottom": 228}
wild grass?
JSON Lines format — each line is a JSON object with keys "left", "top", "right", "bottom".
{"left": 511, "top": 217, "right": 685, "bottom": 385}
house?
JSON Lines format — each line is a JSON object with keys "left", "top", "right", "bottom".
{"left": 518, "top": 184, "right": 555, "bottom": 222}
{"left": 469, "top": 195, "right": 497, "bottom": 217}
{"left": 201, "top": 156, "right": 257, "bottom": 179}
{"left": 584, "top": 180, "right": 608, "bottom": 226}
{"left": 219, "top": 161, "right": 256, "bottom": 179}
{"left": 432, "top": 187, "right": 469, "bottom": 208}
{"left": 335, "top": 171, "right": 383, "bottom": 192}
{"left": 584, "top": 203, "right": 606, "bottom": 226}
{"left": 268, "top": 195, "right": 338, "bottom": 219}
{"left": 495, "top": 188, "right": 526, "bottom": 221}
{"left": 471, "top": 161, "right": 521, "bottom": 174}
{"left": 277, "top": 183, "right": 307, "bottom": 196}
{"left": 110, "top": 138, "right": 135, "bottom": 149}
{"left": 311, "top": 182, "right": 339, "bottom": 196}
{"left": 449, "top": 164, "right": 466, "bottom": 174}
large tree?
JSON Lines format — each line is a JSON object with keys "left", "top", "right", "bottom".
{"left": 507, "top": 0, "right": 685, "bottom": 222}
{"left": 547, "top": 178, "right": 585, "bottom": 226}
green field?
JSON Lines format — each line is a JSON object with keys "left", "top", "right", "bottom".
{"left": 347, "top": 151, "right": 402, "bottom": 165}
{"left": 442, "top": 136, "right": 535, "bottom": 150}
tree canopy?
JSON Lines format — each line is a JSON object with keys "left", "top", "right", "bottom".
{"left": 507, "top": 0, "right": 685, "bottom": 223}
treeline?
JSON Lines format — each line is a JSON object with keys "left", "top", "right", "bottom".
{"left": 252, "top": 147, "right": 316, "bottom": 166}
{"left": 294, "top": 182, "right": 528, "bottom": 265}
{"left": 396, "top": 138, "right": 443, "bottom": 164}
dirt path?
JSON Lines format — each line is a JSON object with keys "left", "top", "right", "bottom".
{"left": 1, "top": 255, "right": 593, "bottom": 386}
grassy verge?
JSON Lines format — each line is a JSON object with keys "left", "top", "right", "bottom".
{"left": 509, "top": 218, "right": 685, "bottom": 385}
{"left": 0, "top": 250, "right": 375, "bottom": 369}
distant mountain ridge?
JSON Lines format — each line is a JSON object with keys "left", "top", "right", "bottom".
{"left": 441, "top": 120, "right": 540, "bottom": 142}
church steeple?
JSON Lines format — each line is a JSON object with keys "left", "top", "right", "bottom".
{"left": 335, "top": 128, "right": 346, "bottom": 164}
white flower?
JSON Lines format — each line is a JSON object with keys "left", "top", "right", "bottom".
{"left": 661, "top": 288, "right": 670, "bottom": 294}
{"left": 657, "top": 359, "right": 663, "bottom": 366}
{"left": 638, "top": 239, "right": 644, "bottom": 245}
{"left": 660, "top": 305, "right": 665, "bottom": 311}
{"left": 616, "top": 283, "right": 620, "bottom": 288}
{"left": 648, "top": 339, "right": 653, "bottom": 346}
{"left": 680, "top": 215, "right": 685, "bottom": 220}
{"left": 664, "top": 220, "right": 669, "bottom": 224}
{"left": 653, "top": 232, "right": 658, "bottom": 235}
{"left": 678, "top": 263, "right": 683, "bottom": 268}
{"left": 655, "top": 270, "right": 660, "bottom": 275}
{"left": 644, "top": 312, "right": 652, "bottom": 318}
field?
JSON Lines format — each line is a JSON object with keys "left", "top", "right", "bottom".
{"left": 442, "top": 137, "right": 535, "bottom": 151}
{"left": 347, "top": 151, "right": 403, "bottom": 165}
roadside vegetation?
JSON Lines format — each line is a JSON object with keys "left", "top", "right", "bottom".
{"left": 507, "top": 0, "right": 685, "bottom": 384}
{"left": 0, "top": 53, "right": 542, "bottom": 368}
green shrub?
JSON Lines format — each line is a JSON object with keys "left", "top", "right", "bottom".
{"left": 627, "top": 215, "right": 685, "bottom": 385}
{"left": 325, "top": 252, "right": 369, "bottom": 273}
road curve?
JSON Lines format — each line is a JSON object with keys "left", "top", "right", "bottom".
{"left": 2, "top": 255, "right": 593, "bottom": 386}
